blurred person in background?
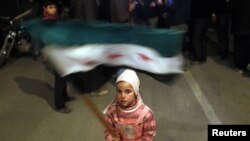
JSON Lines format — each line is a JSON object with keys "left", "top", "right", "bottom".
{"left": 157, "top": 0, "right": 191, "bottom": 70}
{"left": 70, "top": 0, "right": 98, "bottom": 21}
{"left": 189, "top": 0, "right": 214, "bottom": 64}
{"left": 229, "top": 0, "right": 250, "bottom": 75}
{"left": 212, "top": 0, "right": 231, "bottom": 60}
{"left": 128, "top": 0, "right": 163, "bottom": 27}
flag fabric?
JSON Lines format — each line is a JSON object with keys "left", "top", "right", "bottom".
{"left": 44, "top": 44, "right": 183, "bottom": 77}
{"left": 25, "top": 19, "right": 185, "bottom": 93}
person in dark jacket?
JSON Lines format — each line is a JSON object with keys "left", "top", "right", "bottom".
{"left": 109, "top": 0, "right": 130, "bottom": 23}
{"left": 212, "top": 0, "right": 231, "bottom": 60}
{"left": 190, "top": 0, "right": 214, "bottom": 63}
{"left": 229, "top": 0, "right": 250, "bottom": 75}
{"left": 98, "top": 0, "right": 111, "bottom": 22}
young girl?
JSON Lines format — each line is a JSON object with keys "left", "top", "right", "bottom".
{"left": 104, "top": 69, "right": 156, "bottom": 141}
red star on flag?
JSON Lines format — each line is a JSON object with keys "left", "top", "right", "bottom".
{"left": 69, "top": 57, "right": 98, "bottom": 66}
{"left": 138, "top": 53, "right": 152, "bottom": 62}
{"left": 82, "top": 60, "right": 98, "bottom": 66}
{"left": 108, "top": 53, "right": 124, "bottom": 59}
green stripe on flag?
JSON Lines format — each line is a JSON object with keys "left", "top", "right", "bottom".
{"left": 25, "top": 18, "right": 185, "bottom": 57}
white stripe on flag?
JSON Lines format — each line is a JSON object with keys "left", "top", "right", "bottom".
{"left": 44, "top": 44, "right": 184, "bottom": 77}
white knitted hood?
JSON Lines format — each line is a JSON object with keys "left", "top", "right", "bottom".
{"left": 103, "top": 69, "right": 143, "bottom": 114}
{"left": 116, "top": 69, "right": 140, "bottom": 96}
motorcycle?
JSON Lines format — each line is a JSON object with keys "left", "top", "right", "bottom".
{"left": 0, "top": 10, "right": 32, "bottom": 67}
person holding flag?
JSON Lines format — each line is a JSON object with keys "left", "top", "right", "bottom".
{"left": 41, "top": 0, "right": 75, "bottom": 113}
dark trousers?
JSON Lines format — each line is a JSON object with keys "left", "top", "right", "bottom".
{"left": 70, "top": 0, "right": 98, "bottom": 21}
{"left": 191, "top": 19, "right": 209, "bottom": 62}
{"left": 54, "top": 71, "right": 69, "bottom": 109}
{"left": 98, "top": 0, "right": 111, "bottom": 21}
{"left": 234, "top": 35, "right": 250, "bottom": 70}
{"left": 216, "top": 13, "right": 230, "bottom": 59}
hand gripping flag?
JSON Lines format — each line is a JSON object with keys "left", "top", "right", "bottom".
{"left": 25, "top": 18, "right": 185, "bottom": 93}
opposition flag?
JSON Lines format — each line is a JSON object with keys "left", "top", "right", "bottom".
{"left": 25, "top": 19, "right": 185, "bottom": 93}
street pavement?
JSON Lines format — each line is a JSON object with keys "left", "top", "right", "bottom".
{"left": 0, "top": 54, "right": 249, "bottom": 141}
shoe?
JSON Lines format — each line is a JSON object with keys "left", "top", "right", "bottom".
{"left": 238, "top": 70, "right": 243, "bottom": 75}
{"left": 90, "top": 90, "right": 109, "bottom": 96}
{"left": 65, "top": 96, "right": 76, "bottom": 102}
{"left": 183, "top": 60, "right": 192, "bottom": 71}
{"left": 56, "top": 107, "right": 72, "bottom": 113}
{"left": 31, "top": 51, "right": 38, "bottom": 60}
{"left": 194, "top": 61, "right": 206, "bottom": 65}
{"left": 247, "top": 64, "right": 250, "bottom": 72}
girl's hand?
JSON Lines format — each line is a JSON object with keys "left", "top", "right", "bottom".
{"left": 111, "top": 132, "right": 120, "bottom": 141}
{"left": 109, "top": 128, "right": 120, "bottom": 141}
{"left": 112, "top": 137, "right": 120, "bottom": 141}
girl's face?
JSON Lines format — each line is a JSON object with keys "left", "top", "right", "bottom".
{"left": 116, "top": 81, "right": 137, "bottom": 109}
{"left": 43, "top": 4, "right": 57, "bottom": 16}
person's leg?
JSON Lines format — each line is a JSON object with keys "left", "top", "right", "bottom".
{"left": 0, "top": 28, "right": 4, "bottom": 48}
{"left": 70, "top": 0, "right": 86, "bottom": 20}
{"left": 217, "top": 13, "right": 230, "bottom": 59}
{"left": 147, "top": 17, "right": 158, "bottom": 28}
{"left": 83, "top": 0, "right": 98, "bottom": 21}
{"left": 192, "top": 19, "right": 208, "bottom": 62}
{"left": 98, "top": 0, "right": 111, "bottom": 22}
{"left": 170, "top": 24, "right": 191, "bottom": 70}
{"left": 91, "top": 67, "right": 125, "bottom": 96}
{"left": 245, "top": 35, "right": 250, "bottom": 73}
{"left": 234, "top": 35, "right": 247, "bottom": 72}
{"left": 54, "top": 71, "right": 71, "bottom": 113}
